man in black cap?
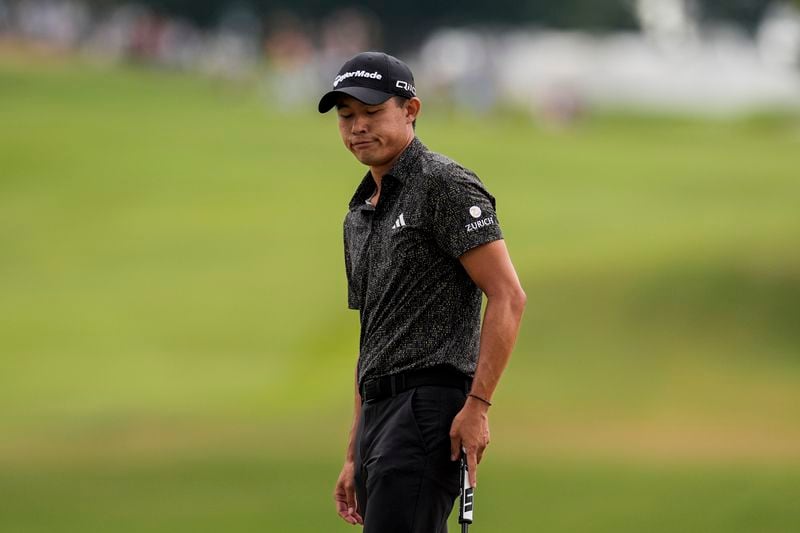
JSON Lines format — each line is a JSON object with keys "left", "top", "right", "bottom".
{"left": 321, "top": 51, "right": 526, "bottom": 532}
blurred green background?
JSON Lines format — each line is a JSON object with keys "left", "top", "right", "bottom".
{"left": 2, "top": 49, "right": 800, "bottom": 533}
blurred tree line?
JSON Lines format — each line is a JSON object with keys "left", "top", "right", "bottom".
{"left": 85, "top": 0, "right": 790, "bottom": 47}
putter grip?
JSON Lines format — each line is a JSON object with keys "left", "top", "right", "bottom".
{"left": 458, "top": 453, "right": 474, "bottom": 524}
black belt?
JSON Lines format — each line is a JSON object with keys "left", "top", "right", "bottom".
{"left": 360, "top": 365, "right": 472, "bottom": 403}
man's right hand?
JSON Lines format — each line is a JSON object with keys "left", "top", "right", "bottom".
{"left": 334, "top": 460, "right": 363, "bottom": 526}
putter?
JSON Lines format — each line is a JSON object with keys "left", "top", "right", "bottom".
{"left": 458, "top": 447, "right": 473, "bottom": 532}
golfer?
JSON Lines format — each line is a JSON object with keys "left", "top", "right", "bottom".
{"left": 319, "top": 51, "right": 526, "bottom": 532}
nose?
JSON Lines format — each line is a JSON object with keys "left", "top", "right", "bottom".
{"left": 351, "top": 113, "right": 368, "bottom": 134}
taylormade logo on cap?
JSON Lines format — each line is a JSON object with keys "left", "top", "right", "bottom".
{"left": 317, "top": 52, "right": 416, "bottom": 113}
{"left": 333, "top": 70, "right": 383, "bottom": 87}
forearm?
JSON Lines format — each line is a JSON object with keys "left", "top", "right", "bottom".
{"left": 344, "top": 365, "right": 362, "bottom": 462}
{"left": 469, "top": 292, "right": 526, "bottom": 403}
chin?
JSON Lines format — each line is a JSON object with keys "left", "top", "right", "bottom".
{"left": 353, "top": 150, "right": 385, "bottom": 167}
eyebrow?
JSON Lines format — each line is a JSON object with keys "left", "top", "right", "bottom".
{"left": 336, "top": 103, "right": 351, "bottom": 110}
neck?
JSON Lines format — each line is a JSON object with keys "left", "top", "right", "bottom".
{"left": 369, "top": 134, "right": 415, "bottom": 185}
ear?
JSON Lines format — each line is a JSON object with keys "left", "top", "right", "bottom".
{"left": 405, "top": 97, "right": 421, "bottom": 124}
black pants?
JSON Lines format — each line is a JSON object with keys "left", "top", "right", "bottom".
{"left": 354, "top": 385, "right": 468, "bottom": 533}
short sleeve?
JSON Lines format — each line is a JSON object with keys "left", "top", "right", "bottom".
{"left": 429, "top": 167, "right": 504, "bottom": 258}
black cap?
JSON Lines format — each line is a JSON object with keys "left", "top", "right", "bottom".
{"left": 318, "top": 51, "right": 417, "bottom": 113}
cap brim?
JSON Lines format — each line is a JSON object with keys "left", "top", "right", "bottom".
{"left": 317, "top": 87, "right": 393, "bottom": 113}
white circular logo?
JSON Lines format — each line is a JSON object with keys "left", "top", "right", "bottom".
{"left": 469, "top": 206, "right": 482, "bottom": 218}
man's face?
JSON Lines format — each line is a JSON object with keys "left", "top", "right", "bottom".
{"left": 336, "top": 95, "right": 415, "bottom": 168}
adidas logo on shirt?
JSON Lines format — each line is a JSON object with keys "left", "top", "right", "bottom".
{"left": 392, "top": 213, "right": 406, "bottom": 229}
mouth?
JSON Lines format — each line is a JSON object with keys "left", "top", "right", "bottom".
{"left": 351, "top": 139, "right": 376, "bottom": 150}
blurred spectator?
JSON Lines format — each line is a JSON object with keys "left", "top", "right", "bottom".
{"left": 201, "top": 4, "right": 261, "bottom": 78}
{"left": 263, "top": 10, "right": 313, "bottom": 71}
{"left": 84, "top": 4, "right": 145, "bottom": 62}
{"left": 758, "top": 2, "right": 800, "bottom": 70}
{"left": 0, "top": 0, "right": 10, "bottom": 33}
{"left": 318, "top": 7, "right": 381, "bottom": 77}
{"left": 158, "top": 17, "right": 203, "bottom": 70}
{"left": 2, "top": 0, "right": 798, "bottom": 114}
{"left": 539, "top": 82, "right": 585, "bottom": 128}
{"left": 636, "top": 0, "right": 699, "bottom": 52}
{"left": 16, "top": 0, "right": 90, "bottom": 49}
{"left": 129, "top": 8, "right": 165, "bottom": 61}
{"left": 262, "top": 10, "right": 316, "bottom": 108}
{"left": 418, "top": 28, "right": 498, "bottom": 114}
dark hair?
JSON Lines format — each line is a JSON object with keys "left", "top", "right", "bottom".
{"left": 393, "top": 96, "right": 417, "bottom": 130}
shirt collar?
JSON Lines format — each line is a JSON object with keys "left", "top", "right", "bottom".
{"left": 348, "top": 171, "right": 377, "bottom": 210}
{"left": 385, "top": 136, "right": 425, "bottom": 184}
{"left": 347, "top": 137, "right": 426, "bottom": 210}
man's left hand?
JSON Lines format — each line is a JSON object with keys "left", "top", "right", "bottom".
{"left": 448, "top": 396, "right": 490, "bottom": 487}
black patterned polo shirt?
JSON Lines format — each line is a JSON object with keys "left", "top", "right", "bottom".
{"left": 343, "top": 137, "right": 504, "bottom": 387}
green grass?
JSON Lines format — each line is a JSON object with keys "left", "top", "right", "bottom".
{"left": 1, "top": 52, "right": 800, "bottom": 532}
{"left": 2, "top": 456, "right": 799, "bottom": 533}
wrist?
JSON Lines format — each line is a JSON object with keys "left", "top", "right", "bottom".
{"left": 465, "top": 394, "right": 492, "bottom": 411}
{"left": 345, "top": 445, "right": 356, "bottom": 463}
